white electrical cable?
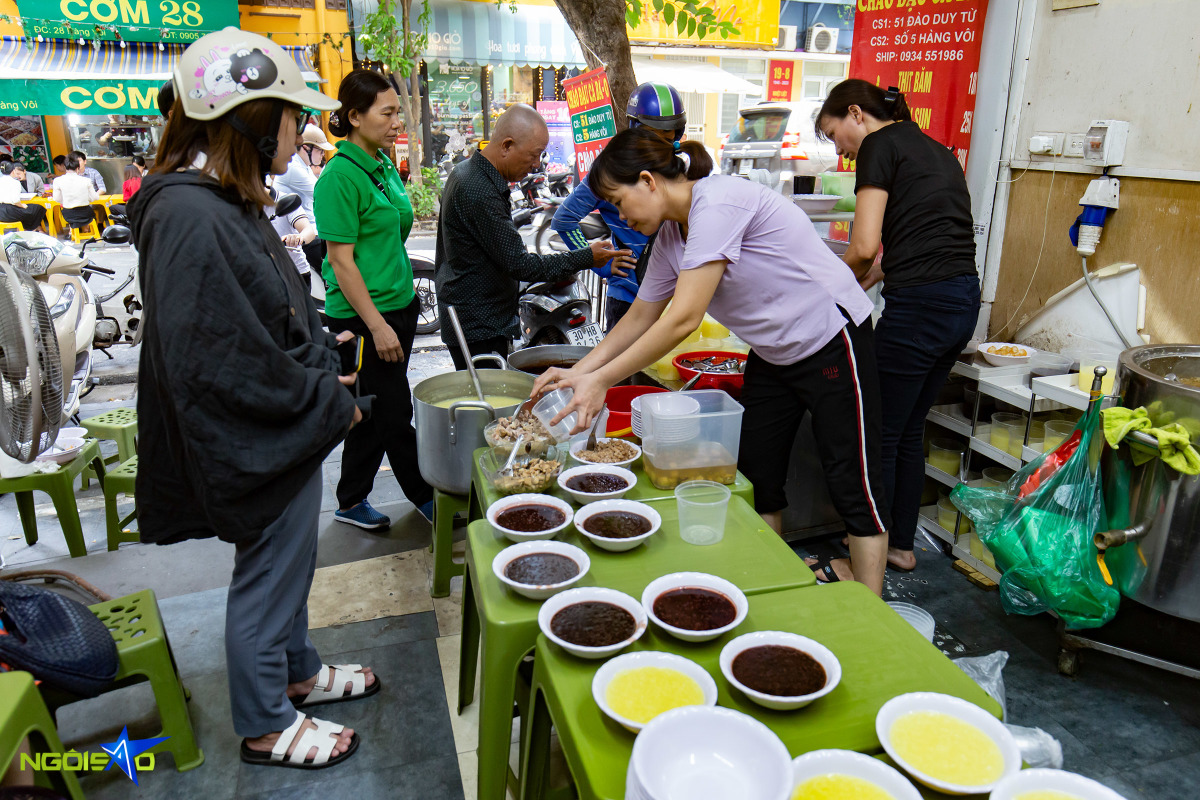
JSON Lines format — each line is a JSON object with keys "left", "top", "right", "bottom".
{"left": 994, "top": 154, "right": 1056, "bottom": 339}
{"left": 1081, "top": 256, "right": 1140, "bottom": 349}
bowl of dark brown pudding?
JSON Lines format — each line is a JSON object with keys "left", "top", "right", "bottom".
{"left": 492, "top": 540, "right": 590, "bottom": 600}
{"left": 641, "top": 572, "right": 748, "bottom": 642}
{"left": 557, "top": 464, "right": 637, "bottom": 504}
{"left": 573, "top": 499, "right": 662, "bottom": 552}
{"left": 487, "top": 493, "right": 574, "bottom": 543}
{"left": 538, "top": 587, "right": 647, "bottom": 659}
{"left": 719, "top": 631, "right": 841, "bottom": 710}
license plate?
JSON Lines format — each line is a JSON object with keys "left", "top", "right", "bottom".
{"left": 737, "top": 158, "right": 753, "bottom": 176}
{"left": 566, "top": 322, "right": 604, "bottom": 348}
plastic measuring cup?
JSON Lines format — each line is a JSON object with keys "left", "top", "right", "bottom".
{"left": 675, "top": 480, "right": 731, "bottom": 546}
{"left": 981, "top": 466, "right": 1014, "bottom": 489}
{"left": 1043, "top": 419, "right": 1076, "bottom": 452}
{"left": 990, "top": 412, "right": 1026, "bottom": 457}
{"left": 927, "top": 438, "right": 964, "bottom": 477}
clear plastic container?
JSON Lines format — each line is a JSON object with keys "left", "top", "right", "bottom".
{"left": 927, "top": 438, "right": 965, "bottom": 477}
{"left": 642, "top": 390, "right": 744, "bottom": 489}
{"left": 990, "top": 412, "right": 1027, "bottom": 457}
{"left": 675, "top": 480, "right": 732, "bottom": 545}
{"left": 1073, "top": 349, "right": 1118, "bottom": 394}
{"left": 981, "top": 466, "right": 1014, "bottom": 489}
{"left": 1029, "top": 351, "right": 1074, "bottom": 378}
{"left": 1043, "top": 419, "right": 1076, "bottom": 452}
{"left": 532, "top": 388, "right": 578, "bottom": 443}
{"left": 937, "top": 496, "right": 970, "bottom": 535}
{"left": 969, "top": 530, "right": 996, "bottom": 569}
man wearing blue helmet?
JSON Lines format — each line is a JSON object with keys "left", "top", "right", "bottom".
{"left": 552, "top": 82, "right": 687, "bottom": 329}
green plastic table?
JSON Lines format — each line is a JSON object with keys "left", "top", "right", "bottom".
{"left": 459, "top": 494, "right": 814, "bottom": 800}
{"left": 470, "top": 445, "right": 756, "bottom": 513}
{"left": 518, "top": 581, "right": 1002, "bottom": 800}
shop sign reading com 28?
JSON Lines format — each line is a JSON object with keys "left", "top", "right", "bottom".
{"left": 19, "top": 0, "right": 238, "bottom": 43}
{"left": 20, "top": 728, "right": 169, "bottom": 786}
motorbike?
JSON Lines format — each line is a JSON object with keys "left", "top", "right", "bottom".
{"left": 1, "top": 225, "right": 131, "bottom": 419}
{"left": 517, "top": 278, "right": 602, "bottom": 348}
{"left": 535, "top": 207, "right": 610, "bottom": 256}
{"left": 545, "top": 172, "right": 573, "bottom": 197}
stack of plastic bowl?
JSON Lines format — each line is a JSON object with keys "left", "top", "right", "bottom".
{"left": 626, "top": 706, "right": 793, "bottom": 800}
{"left": 886, "top": 602, "right": 936, "bottom": 642}
{"left": 642, "top": 393, "right": 701, "bottom": 444}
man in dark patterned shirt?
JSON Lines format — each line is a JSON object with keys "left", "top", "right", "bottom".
{"left": 435, "top": 104, "right": 625, "bottom": 368}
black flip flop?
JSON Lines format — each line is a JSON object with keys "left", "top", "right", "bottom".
{"left": 291, "top": 673, "right": 383, "bottom": 709}
{"left": 805, "top": 554, "right": 844, "bottom": 584}
{"left": 240, "top": 731, "right": 360, "bottom": 770}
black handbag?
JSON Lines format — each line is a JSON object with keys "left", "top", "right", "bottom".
{"left": 0, "top": 581, "right": 118, "bottom": 697}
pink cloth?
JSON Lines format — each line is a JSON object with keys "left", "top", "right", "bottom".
{"left": 639, "top": 174, "right": 873, "bottom": 365}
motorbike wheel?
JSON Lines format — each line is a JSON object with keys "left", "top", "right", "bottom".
{"left": 413, "top": 266, "right": 440, "bottom": 335}
{"left": 530, "top": 326, "right": 568, "bottom": 346}
{"left": 534, "top": 218, "right": 569, "bottom": 256}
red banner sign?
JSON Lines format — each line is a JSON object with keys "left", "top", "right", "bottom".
{"left": 847, "top": 0, "right": 989, "bottom": 170}
{"left": 562, "top": 68, "right": 617, "bottom": 179}
{"left": 767, "top": 60, "right": 794, "bottom": 102}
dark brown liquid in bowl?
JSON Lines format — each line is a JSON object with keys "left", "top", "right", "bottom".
{"left": 565, "top": 473, "right": 628, "bottom": 494}
{"left": 652, "top": 587, "right": 737, "bottom": 631}
{"left": 550, "top": 602, "right": 636, "bottom": 647}
{"left": 504, "top": 553, "right": 579, "bottom": 585}
{"left": 582, "top": 511, "right": 652, "bottom": 539}
{"left": 731, "top": 645, "right": 826, "bottom": 697}
{"left": 496, "top": 504, "right": 566, "bottom": 532}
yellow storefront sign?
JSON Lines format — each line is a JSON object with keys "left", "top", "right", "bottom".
{"left": 627, "top": 0, "right": 781, "bottom": 49}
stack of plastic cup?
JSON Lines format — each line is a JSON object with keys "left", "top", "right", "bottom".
{"left": 675, "top": 480, "right": 731, "bottom": 546}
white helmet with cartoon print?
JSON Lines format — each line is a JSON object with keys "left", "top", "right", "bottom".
{"left": 174, "top": 27, "right": 338, "bottom": 121}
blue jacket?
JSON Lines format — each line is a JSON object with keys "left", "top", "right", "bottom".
{"left": 550, "top": 181, "right": 647, "bottom": 304}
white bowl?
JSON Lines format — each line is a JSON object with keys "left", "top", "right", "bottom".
{"left": 793, "top": 193, "right": 841, "bottom": 214}
{"left": 486, "top": 493, "right": 574, "bottom": 543}
{"left": 573, "top": 499, "right": 662, "bottom": 552}
{"left": 979, "top": 342, "right": 1036, "bottom": 366}
{"left": 632, "top": 706, "right": 793, "bottom": 800}
{"left": 641, "top": 572, "right": 748, "bottom": 643}
{"left": 36, "top": 438, "right": 85, "bottom": 465}
{"left": 592, "top": 650, "right": 718, "bottom": 733}
{"left": 568, "top": 437, "right": 642, "bottom": 469}
{"left": 876, "top": 692, "right": 1021, "bottom": 795}
{"left": 538, "top": 586, "right": 647, "bottom": 659}
{"left": 887, "top": 602, "right": 936, "bottom": 642}
{"left": 791, "top": 750, "right": 922, "bottom": 800}
{"left": 57, "top": 426, "right": 88, "bottom": 440}
{"left": 557, "top": 464, "right": 637, "bottom": 504}
{"left": 989, "top": 768, "right": 1129, "bottom": 800}
{"left": 491, "top": 540, "right": 590, "bottom": 601}
{"left": 719, "top": 631, "right": 841, "bottom": 711}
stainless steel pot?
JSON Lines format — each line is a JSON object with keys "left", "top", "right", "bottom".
{"left": 1098, "top": 344, "right": 1200, "bottom": 622}
{"left": 413, "top": 355, "right": 535, "bottom": 494}
{"left": 505, "top": 345, "right": 593, "bottom": 376}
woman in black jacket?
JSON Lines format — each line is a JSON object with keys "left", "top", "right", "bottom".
{"left": 130, "top": 29, "right": 376, "bottom": 770}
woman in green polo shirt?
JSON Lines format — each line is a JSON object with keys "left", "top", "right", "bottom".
{"left": 315, "top": 69, "right": 433, "bottom": 531}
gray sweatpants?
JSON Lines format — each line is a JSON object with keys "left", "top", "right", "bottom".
{"left": 226, "top": 469, "right": 324, "bottom": 737}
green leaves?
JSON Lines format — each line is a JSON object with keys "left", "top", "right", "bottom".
{"left": 627, "top": 1, "right": 739, "bottom": 41}
{"left": 361, "top": 0, "right": 432, "bottom": 74}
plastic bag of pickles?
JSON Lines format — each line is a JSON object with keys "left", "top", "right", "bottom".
{"left": 951, "top": 400, "right": 1120, "bottom": 629}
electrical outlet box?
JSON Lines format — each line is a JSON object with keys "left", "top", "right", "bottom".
{"left": 1029, "top": 132, "right": 1064, "bottom": 156}
{"left": 1085, "top": 120, "right": 1130, "bottom": 167}
{"left": 1064, "top": 133, "right": 1086, "bottom": 157}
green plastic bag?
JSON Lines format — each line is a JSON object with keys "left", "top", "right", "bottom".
{"left": 951, "top": 401, "right": 1120, "bottom": 629}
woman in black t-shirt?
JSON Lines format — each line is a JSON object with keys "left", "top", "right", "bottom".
{"left": 816, "top": 80, "right": 980, "bottom": 575}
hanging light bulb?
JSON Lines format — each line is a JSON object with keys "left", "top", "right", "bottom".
{"left": 119, "top": 39, "right": 126, "bottom": 48}
{"left": 158, "top": 41, "right": 164, "bottom": 51}
{"left": 36, "top": 34, "right": 43, "bottom": 42}
{"left": 78, "top": 37, "right": 85, "bottom": 45}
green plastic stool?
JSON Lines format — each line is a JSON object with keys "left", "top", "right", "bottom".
{"left": 84, "top": 590, "right": 204, "bottom": 771}
{"left": 430, "top": 489, "right": 468, "bottom": 598}
{"left": 103, "top": 455, "right": 139, "bottom": 551}
{"left": 81, "top": 407, "right": 138, "bottom": 489}
{"left": 0, "top": 672, "right": 85, "bottom": 800}
{"left": 0, "top": 439, "right": 106, "bottom": 558}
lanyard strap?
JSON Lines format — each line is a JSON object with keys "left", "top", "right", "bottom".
{"left": 334, "top": 151, "right": 390, "bottom": 199}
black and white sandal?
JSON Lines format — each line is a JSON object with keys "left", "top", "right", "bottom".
{"left": 240, "top": 711, "right": 360, "bottom": 770}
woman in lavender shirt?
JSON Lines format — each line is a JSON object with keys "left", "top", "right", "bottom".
{"left": 532, "top": 127, "right": 890, "bottom": 595}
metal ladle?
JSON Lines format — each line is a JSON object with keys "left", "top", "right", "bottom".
{"left": 445, "top": 305, "right": 486, "bottom": 404}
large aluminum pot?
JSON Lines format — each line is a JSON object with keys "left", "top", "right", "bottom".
{"left": 1099, "top": 344, "right": 1200, "bottom": 622}
{"left": 413, "top": 355, "right": 535, "bottom": 494}
{"left": 505, "top": 345, "right": 593, "bottom": 376}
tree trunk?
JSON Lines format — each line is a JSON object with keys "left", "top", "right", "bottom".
{"left": 397, "top": 0, "right": 424, "bottom": 187}
{"left": 552, "top": 0, "right": 636, "bottom": 129}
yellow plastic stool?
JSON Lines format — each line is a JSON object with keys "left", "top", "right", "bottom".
{"left": 0, "top": 672, "right": 85, "bottom": 800}
{"left": 69, "top": 219, "right": 100, "bottom": 244}
{"left": 0, "top": 220, "right": 24, "bottom": 234}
